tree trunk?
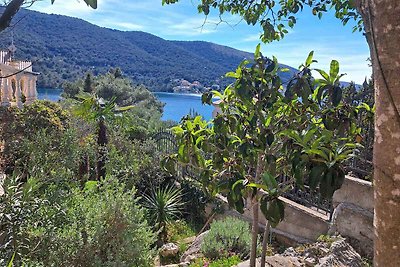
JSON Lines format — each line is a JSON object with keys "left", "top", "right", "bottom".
{"left": 250, "top": 153, "right": 264, "bottom": 267}
{"left": 260, "top": 221, "right": 270, "bottom": 267}
{"left": 97, "top": 118, "right": 108, "bottom": 180}
{"left": 78, "top": 154, "right": 90, "bottom": 187}
{"left": 357, "top": 1, "right": 400, "bottom": 266}
{"left": 250, "top": 200, "right": 259, "bottom": 267}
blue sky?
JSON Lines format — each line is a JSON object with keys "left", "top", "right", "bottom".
{"left": 30, "top": 0, "right": 371, "bottom": 83}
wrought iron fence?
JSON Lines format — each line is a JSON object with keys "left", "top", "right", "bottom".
{"left": 276, "top": 175, "right": 333, "bottom": 219}
{"left": 152, "top": 129, "right": 177, "bottom": 155}
{"left": 152, "top": 129, "right": 333, "bottom": 219}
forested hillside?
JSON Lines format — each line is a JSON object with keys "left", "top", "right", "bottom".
{"left": 0, "top": 9, "right": 296, "bottom": 91}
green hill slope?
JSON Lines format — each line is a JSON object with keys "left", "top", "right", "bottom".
{"left": 0, "top": 8, "right": 297, "bottom": 91}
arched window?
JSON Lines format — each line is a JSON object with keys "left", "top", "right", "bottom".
{"left": 20, "top": 79, "right": 26, "bottom": 103}
{"left": 11, "top": 79, "right": 16, "bottom": 101}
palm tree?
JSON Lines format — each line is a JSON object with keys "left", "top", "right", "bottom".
{"left": 74, "top": 93, "right": 132, "bottom": 180}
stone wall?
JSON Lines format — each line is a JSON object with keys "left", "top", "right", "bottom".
{"left": 205, "top": 175, "right": 374, "bottom": 256}
{"left": 329, "top": 176, "right": 374, "bottom": 257}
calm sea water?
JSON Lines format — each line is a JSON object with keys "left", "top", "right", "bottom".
{"left": 154, "top": 92, "right": 214, "bottom": 122}
{"left": 37, "top": 89, "right": 214, "bottom": 122}
{"left": 37, "top": 88, "right": 63, "bottom": 102}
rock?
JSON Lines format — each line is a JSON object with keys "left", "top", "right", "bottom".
{"left": 235, "top": 256, "right": 303, "bottom": 267}
{"left": 317, "top": 238, "right": 363, "bottom": 267}
{"left": 180, "top": 231, "right": 208, "bottom": 262}
{"left": 329, "top": 202, "right": 374, "bottom": 257}
{"left": 181, "top": 236, "right": 196, "bottom": 244}
{"left": 304, "top": 257, "right": 316, "bottom": 266}
{"left": 236, "top": 236, "right": 365, "bottom": 267}
{"left": 160, "top": 243, "right": 179, "bottom": 257}
{"left": 160, "top": 262, "right": 190, "bottom": 267}
{"left": 281, "top": 247, "right": 299, "bottom": 257}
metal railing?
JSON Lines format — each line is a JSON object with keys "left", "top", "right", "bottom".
{"left": 152, "top": 130, "right": 333, "bottom": 219}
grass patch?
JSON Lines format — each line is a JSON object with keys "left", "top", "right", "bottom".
{"left": 189, "top": 255, "right": 242, "bottom": 267}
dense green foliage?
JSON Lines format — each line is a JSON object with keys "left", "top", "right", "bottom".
{"left": 166, "top": 49, "right": 364, "bottom": 218}
{"left": 201, "top": 217, "right": 251, "bottom": 260}
{"left": 0, "top": 101, "right": 72, "bottom": 176}
{"left": 64, "top": 69, "right": 164, "bottom": 112}
{"left": 0, "top": 9, "right": 296, "bottom": 91}
{"left": 0, "top": 68, "right": 205, "bottom": 266}
{"left": 0, "top": 177, "right": 156, "bottom": 267}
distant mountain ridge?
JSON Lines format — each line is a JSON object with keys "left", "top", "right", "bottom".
{"left": 0, "top": 8, "right": 297, "bottom": 91}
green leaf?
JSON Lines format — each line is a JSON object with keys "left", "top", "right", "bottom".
{"left": 85, "top": 0, "right": 98, "bottom": 8}
{"left": 260, "top": 197, "right": 285, "bottom": 228}
{"left": 84, "top": 181, "right": 98, "bottom": 191}
{"left": 201, "top": 92, "right": 213, "bottom": 105}
{"left": 178, "top": 143, "right": 188, "bottom": 163}
{"left": 254, "top": 43, "right": 261, "bottom": 59}
{"left": 294, "top": 166, "right": 304, "bottom": 189}
{"left": 331, "top": 86, "right": 342, "bottom": 106}
{"left": 303, "top": 129, "right": 317, "bottom": 144}
{"left": 235, "top": 198, "right": 245, "bottom": 213}
{"left": 115, "top": 105, "right": 134, "bottom": 112}
{"left": 232, "top": 179, "right": 245, "bottom": 192}
{"left": 305, "top": 148, "right": 330, "bottom": 161}
{"left": 266, "top": 132, "right": 275, "bottom": 146}
{"left": 305, "top": 51, "right": 315, "bottom": 67}
{"left": 316, "top": 85, "right": 330, "bottom": 104}
{"left": 265, "top": 60, "right": 276, "bottom": 73}
{"left": 7, "top": 252, "right": 15, "bottom": 267}
{"left": 330, "top": 60, "right": 340, "bottom": 80}
{"left": 211, "top": 90, "right": 223, "bottom": 99}
{"left": 320, "top": 170, "right": 334, "bottom": 199}
{"left": 246, "top": 183, "right": 269, "bottom": 191}
{"left": 262, "top": 172, "right": 278, "bottom": 190}
{"left": 315, "top": 69, "right": 330, "bottom": 81}
{"left": 309, "top": 165, "right": 325, "bottom": 191}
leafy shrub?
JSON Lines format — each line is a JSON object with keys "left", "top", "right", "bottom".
{"left": 167, "top": 220, "right": 197, "bottom": 243}
{"left": 201, "top": 217, "right": 251, "bottom": 260}
{"left": 189, "top": 255, "right": 242, "bottom": 267}
{"left": 0, "top": 101, "right": 71, "bottom": 174}
{"left": 0, "top": 176, "right": 43, "bottom": 266}
{"left": 23, "top": 178, "right": 156, "bottom": 266}
{"left": 180, "top": 180, "right": 209, "bottom": 225}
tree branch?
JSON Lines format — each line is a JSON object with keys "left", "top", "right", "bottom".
{"left": 0, "top": 0, "right": 25, "bottom": 33}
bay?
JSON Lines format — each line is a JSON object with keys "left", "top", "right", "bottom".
{"left": 37, "top": 89, "right": 215, "bottom": 122}
{"left": 154, "top": 92, "right": 214, "bottom": 122}
{"left": 37, "top": 88, "right": 63, "bottom": 102}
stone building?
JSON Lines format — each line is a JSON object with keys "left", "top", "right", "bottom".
{"left": 0, "top": 49, "right": 39, "bottom": 108}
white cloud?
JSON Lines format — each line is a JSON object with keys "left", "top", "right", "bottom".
{"left": 104, "top": 21, "right": 144, "bottom": 31}
{"left": 31, "top": 0, "right": 97, "bottom": 17}
{"left": 242, "top": 33, "right": 262, "bottom": 42}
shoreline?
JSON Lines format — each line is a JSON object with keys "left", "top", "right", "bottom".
{"left": 153, "top": 91, "right": 204, "bottom": 97}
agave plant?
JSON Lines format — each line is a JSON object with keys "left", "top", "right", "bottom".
{"left": 141, "top": 184, "right": 185, "bottom": 243}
